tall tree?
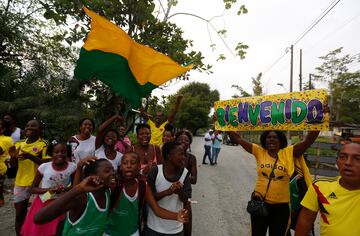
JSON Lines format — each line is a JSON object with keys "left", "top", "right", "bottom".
{"left": 252, "top": 73, "right": 263, "bottom": 96}
{"left": 0, "top": 0, "right": 75, "bottom": 73}
{"left": 164, "top": 82, "right": 219, "bottom": 135}
{"left": 0, "top": 0, "right": 90, "bottom": 139}
{"left": 313, "top": 47, "right": 358, "bottom": 122}
{"left": 332, "top": 72, "right": 360, "bottom": 123}
{"left": 231, "top": 85, "right": 251, "bottom": 98}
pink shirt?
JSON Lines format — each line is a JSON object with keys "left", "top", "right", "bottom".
{"left": 114, "top": 137, "right": 131, "bottom": 154}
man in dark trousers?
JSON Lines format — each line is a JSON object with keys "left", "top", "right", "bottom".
{"left": 202, "top": 129, "right": 214, "bottom": 165}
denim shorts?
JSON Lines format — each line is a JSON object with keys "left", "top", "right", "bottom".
{"left": 13, "top": 185, "right": 31, "bottom": 203}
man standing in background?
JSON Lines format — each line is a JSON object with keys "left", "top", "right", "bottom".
{"left": 211, "top": 130, "right": 223, "bottom": 165}
{"left": 202, "top": 129, "right": 214, "bottom": 165}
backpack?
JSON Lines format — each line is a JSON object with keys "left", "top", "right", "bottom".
{"left": 289, "top": 174, "right": 315, "bottom": 236}
{"left": 110, "top": 175, "right": 147, "bottom": 234}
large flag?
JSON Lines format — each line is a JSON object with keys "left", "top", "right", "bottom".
{"left": 74, "top": 7, "right": 193, "bottom": 108}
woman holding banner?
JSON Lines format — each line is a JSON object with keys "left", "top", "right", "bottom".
{"left": 226, "top": 129, "right": 319, "bottom": 236}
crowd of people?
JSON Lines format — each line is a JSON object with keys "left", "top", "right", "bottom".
{"left": 0, "top": 94, "right": 196, "bottom": 236}
{"left": 0, "top": 97, "right": 359, "bottom": 236}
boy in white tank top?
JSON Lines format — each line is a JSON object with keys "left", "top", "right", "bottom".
{"left": 145, "top": 141, "right": 191, "bottom": 236}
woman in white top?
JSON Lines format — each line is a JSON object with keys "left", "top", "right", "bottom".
{"left": 68, "top": 118, "right": 96, "bottom": 164}
{"left": 95, "top": 115, "right": 123, "bottom": 172}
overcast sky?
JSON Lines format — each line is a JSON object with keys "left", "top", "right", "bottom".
{"left": 152, "top": 0, "right": 360, "bottom": 100}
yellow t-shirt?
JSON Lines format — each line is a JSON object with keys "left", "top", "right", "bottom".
{"left": 147, "top": 120, "right": 168, "bottom": 146}
{"left": 252, "top": 144, "right": 294, "bottom": 204}
{"left": 15, "top": 138, "right": 49, "bottom": 186}
{"left": 301, "top": 177, "right": 360, "bottom": 236}
{"left": 0, "top": 135, "right": 13, "bottom": 175}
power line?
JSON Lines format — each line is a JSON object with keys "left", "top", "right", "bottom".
{"left": 261, "top": 0, "right": 341, "bottom": 79}
{"left": 263, "top": 48, "right": 290, "bottom": 75}
{"left": 293, "top": 0, "right": 341, "bottom": 46}
{"left": 303, "top": 10, "right": 360, "bottom": 53}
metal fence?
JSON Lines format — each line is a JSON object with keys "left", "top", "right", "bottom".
{"left": 307, "top": 142, "right": 340, "bottom": 177}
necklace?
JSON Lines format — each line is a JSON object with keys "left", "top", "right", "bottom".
{"left": 143, "top": 145, "right": 151, "bottom": 156}
{"left": 136, "top": 145, "right": 151, "bottom": 157}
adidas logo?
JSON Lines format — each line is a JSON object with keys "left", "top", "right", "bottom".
{"left": 328, "top": 192, "right": 337, "bottom": 199}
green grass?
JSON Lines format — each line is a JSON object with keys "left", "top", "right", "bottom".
{"left": 291, "top": 136, "right": 334, "bottom": 144}
{"left": 305, "top": 147, "right": 338, "bottom": 156}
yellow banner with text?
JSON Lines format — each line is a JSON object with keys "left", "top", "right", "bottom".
{"left": 214, "top": 89, "right": 329, "bottom": 131}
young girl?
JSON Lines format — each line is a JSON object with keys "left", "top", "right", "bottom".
{"left": 95, "top": 115, "right": 123, "bottom": 172}
{"left": 8, "top": 118, "right": 49, "bottom": 235}
{"left": 0, "top": 119, "right": 13, "bottom": 206}
{"left": 114, "top": 125, "right": 132, "bottom": 155}
{"left": 145, "top": 141, "right": 192, "bottom": 236}
{"left": 104, "top": 152, "right": 188, "bottom": 236}
{"left": 68, "top": 118, "right": 96, "bottom": 164}
{"left": 132, "top": 124, "right": 162, "bottom": 176}
{"left": 34, "top": 159, "right": 115, "bottom": 236}
{"left": 175, "top": 130, "right": 197, "bottom": 236}
{"left": 162, "top": 124, "right": 175, "bottom": 146}
{"left": 21, "top": 142, "right": 77, "bottom": 236}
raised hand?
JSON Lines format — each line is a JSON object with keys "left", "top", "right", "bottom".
{"left": 77, "top": 156, "right": 97, "bottom": 168}
{"left": 76, "top": 176, "right": 103, "bottom": 193}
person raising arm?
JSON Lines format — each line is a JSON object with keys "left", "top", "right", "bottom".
{"left": 140, "top": 94, "right": 184, "bottom": 146}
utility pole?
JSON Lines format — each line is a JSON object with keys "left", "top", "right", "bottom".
{"left": 290, "top": 45, "right": 294, "bottom": 93}
{"left": 299, "top": 49, "right": 303, "bottom": 140}
{"left": 309, "top": 73, "right": 312, "bottom": 89}
{"left": 288, "top": 45, "right": 294, "bottom": 145}
{"left": 299, "top": 49, "right": 302, "bottom": 91}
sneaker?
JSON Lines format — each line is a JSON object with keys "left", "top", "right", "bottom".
{"left": 202, "top": 162, "right": 208, "bottom": 165}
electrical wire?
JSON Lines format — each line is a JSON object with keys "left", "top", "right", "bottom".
{"left": 261, "top": 0, "right": 341, "bottom": 80}
{"left": 293, "top": 0, "right": 341, "bottom": 46}
{"left": 303, "top": 11, "right": 360, "bottom": 53}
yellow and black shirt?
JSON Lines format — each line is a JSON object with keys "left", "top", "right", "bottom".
{"left": 251, "top": 144, "right": 294, "bottom": 204}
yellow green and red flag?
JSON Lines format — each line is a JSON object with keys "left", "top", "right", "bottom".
{"left": 74, "top": 7, "right": 193, "bottom": 108}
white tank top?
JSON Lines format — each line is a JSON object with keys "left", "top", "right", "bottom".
{"left": 146, "top": 164, "right": 188, "bottom": 234}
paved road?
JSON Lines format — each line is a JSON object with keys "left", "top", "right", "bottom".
{"left": 190, "top": 136, "right": 257, "bottom": 236}
{"left": 190, "top": 136, "right": 320, "bottom": 236}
